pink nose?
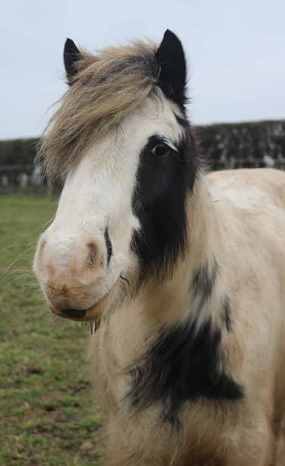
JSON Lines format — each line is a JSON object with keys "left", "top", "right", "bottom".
{"left": 34, "top": 235, "right": 107, "bottom": 315}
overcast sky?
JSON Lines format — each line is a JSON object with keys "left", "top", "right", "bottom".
{"left": 1, "top": 0, "right": 285, "bottom": 139}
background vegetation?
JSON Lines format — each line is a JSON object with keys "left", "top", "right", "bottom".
{"left": 1, "top": 120, "right": 284, "bottom": 170}
{"left": 0, "top": 140, "right": 38, "bottom": 166}
{"left": 0, "top": 196, "right": 100, "bottom": 466}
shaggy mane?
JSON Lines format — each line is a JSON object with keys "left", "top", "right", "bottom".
{"left": 37, "top": 40, "right": 161, "bottom": 177}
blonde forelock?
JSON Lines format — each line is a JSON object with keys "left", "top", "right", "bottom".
{"left": 37, "top": 40, "right": 161, "bottom": 177}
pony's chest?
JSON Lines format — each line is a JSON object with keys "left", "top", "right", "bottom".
{"left": 92, "top": 321, "right": 242, "bottom": 422}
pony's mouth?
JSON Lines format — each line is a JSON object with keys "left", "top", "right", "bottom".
{"left": 49, "top": 281, "right": 118, "bottom": 322}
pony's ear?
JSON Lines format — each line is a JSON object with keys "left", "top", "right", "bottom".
{"left": 64, "top": 38, "right": 81, "bottom": 84}
{"left": 155, "top": 30, "right": 187, "bottom": 107}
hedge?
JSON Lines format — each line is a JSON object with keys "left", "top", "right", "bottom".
{"left": 1, "top": 120, "right": 284, "bottom": 169}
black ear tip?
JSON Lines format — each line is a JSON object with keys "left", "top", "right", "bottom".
{"left": 64, "top": 38, "right": 76, "bottom": 52}
{"left": 63, "top": 38, "right": 81, "bottom": 83}
{"left": 162, "top": 29, "right": 180, "bottom": 42}
{"left": 156, "top": 29, "right": 187, "bottom": 107}
{"left": 164, "top": 29, "right": 175, "bottom": 37}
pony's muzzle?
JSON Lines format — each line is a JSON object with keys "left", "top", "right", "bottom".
{"left": 34, "top": 233, "right": 116, "bottom": 321}
{"left": 48, "top": 282, "right": 117, "bottom": 321}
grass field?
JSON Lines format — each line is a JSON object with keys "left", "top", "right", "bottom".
{"left": 0, "top": 195, "right": 101, "bottom": 466}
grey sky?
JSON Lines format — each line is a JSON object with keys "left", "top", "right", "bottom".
{"left": 1, "top": 0, "right": 285, "bottom": 139}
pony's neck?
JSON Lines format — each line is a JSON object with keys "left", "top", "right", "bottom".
{"left": 187, "top": 173, "right": 216, "bottom": 272}
{"left": 123, "top": 176, "right": 242, "bottom": 420}
{"left": 138, "top": 173, "right": 222, "bottom": 329}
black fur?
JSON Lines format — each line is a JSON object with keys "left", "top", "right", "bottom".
{"left": 222, "top": 295, "right": 232, "bottom": 332}
{"left": 192, "top": 261, "right": 218, "bottom": 301}
{"left": 127, "top": 262, "right": 241, "bottom": 424}
{"left": 104, "top": 227, "right": 113, "bottom": 267}
{"left": 193, "top": 263, "right": 233, "bottom": 332}
{"left": 174, "top": 113, "right": 188, "bottom": 128}
{"left": 156, "top": 30, "right": 187, "bottom": 109}
{"left": 64, "top": 38, "right": 81, "bottom": 84}
{"left": 131, "top": 129, "right": 199, "bottom": 284}
{"left": 127, "top": 319, "right": 243, "bottom": 425}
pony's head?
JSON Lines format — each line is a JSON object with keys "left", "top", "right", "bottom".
{"left": 33, "top": 30, "right": 199, "bottom": 322}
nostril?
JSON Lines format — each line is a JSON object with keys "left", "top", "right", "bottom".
{"left": 104, "top": 227, "right": 113, "bottom": 266}
{"left": 86, "top": 243, "right": 97, "bottom": 267}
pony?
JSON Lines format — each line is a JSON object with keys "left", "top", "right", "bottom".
{"left": 34, "top": 30, "right": 285, "bottom": 465}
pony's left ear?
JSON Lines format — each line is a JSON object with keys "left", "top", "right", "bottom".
{"left": 155, "top": 30, "right": 187, "bottom": 107}
{"left": 64, "top": 38, "right": 81, "bottom": 85}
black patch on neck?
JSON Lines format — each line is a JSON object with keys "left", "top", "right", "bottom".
{"left": 192, "top": 262, "right": 233, "bottom": 332}
{"left": 192, "top": 261, "right": 218, "bottom": 301}
{"left": 131, "top": 128, "right": 199, "bottom": 284}
{"left": 222, "top": 296, "right": 232, "bottom": 332}
{"left": 127, "top": 319, "right": 243, "bottom": 425}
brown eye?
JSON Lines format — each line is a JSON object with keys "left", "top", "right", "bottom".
{"left": 152, "top": 143, "right": 171, "bottom": 157}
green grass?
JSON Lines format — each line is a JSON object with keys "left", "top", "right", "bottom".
{"left": 0, "top": 195, "right": 101, "bottom": 466}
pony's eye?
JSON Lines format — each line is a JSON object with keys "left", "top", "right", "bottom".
{"left": 152, "top": 143, "right": 171, "bottom": 157}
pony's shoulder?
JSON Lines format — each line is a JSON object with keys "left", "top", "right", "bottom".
{"left": 206, "top": 168, "right": 285, "bottom": 211}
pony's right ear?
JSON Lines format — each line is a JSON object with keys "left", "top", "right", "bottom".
{"left": 156, "top": 30, "right": 187, "bottom": 108}
{"left": 64, "top": 38, "right": 81, "bottom": 84}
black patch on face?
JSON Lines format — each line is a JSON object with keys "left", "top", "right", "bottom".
{"left": 104, "top": 227, "right": 112, "bottom": 267}
{"left": 131, "top": 129, "right": 199, "bottom": 284}
{"left": 127, "top": 319, "right": 243, "bottom": 426}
